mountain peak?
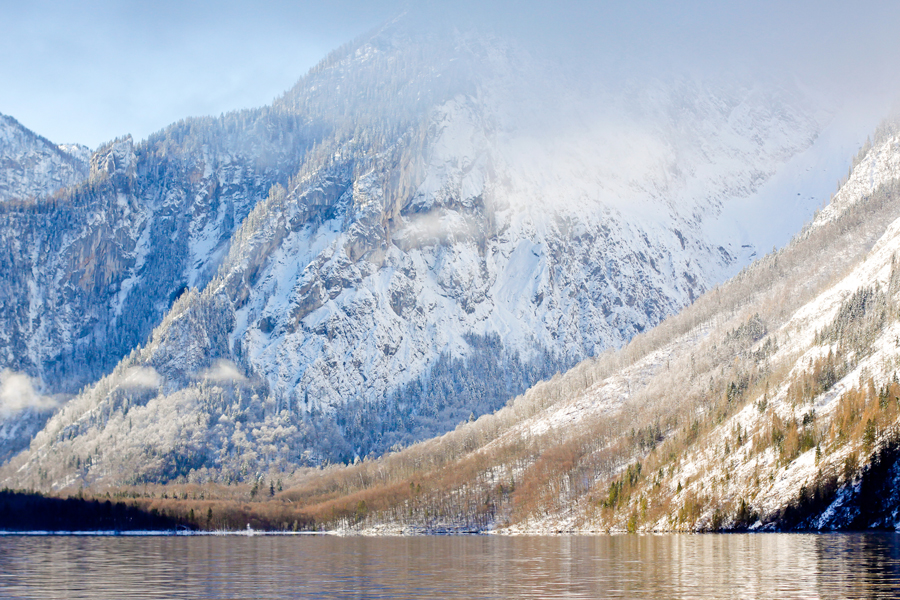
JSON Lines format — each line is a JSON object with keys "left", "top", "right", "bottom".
{"left": 0, "top": 113, "right": 89, "bottom": 202}
{"left": 90, "top": 135, "right": 135, "bottom": 181}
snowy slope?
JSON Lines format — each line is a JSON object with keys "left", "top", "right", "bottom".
{"left": 0, "top": 114, "right": 89, "bottom": 203}
{"left": 294, "top": 125, "right": 900, "bottom": 536}
{"left": 819, "top": 126, "right": 900, "bottom": 225}
{"left": 211, "top": 59, "right": 830, "bottom": 422}
{"left": 476, "top": 130, "right": 900, "bottom": 533}
{"left": 657, "top": 200, "right": 900, "bottom": 532}
{"left": 707, "top": 106, "right": 883, "bottom": 257}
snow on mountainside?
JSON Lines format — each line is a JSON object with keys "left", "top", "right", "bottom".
{"left": 0, "top": 114, "right": 315, "bottom": 462}
{"left": 0, "top": 117, "right": 312, "bottom": 390}
{"left": 232, "top": 75, "right": 821, "bottom": 410}
{"left": 498, "top": 131, "right": 900, "bottom": 532}
{"left": 237, "top": 125, "right": 900, "bottom": 535}
{"left": 819, "top": 123, "right": 900, "bottom": 225}
{"left": 0, "top": 20, "right": 881, "bottom": 486}
{"left": 0, "top": 114, "right": 89, "bottom": 203}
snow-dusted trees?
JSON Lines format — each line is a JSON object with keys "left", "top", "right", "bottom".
{"left": 335, "top": 333, "right": 568, "bottom": 459}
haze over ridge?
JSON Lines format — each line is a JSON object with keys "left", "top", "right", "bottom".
{"left": 2, "top": 1, "right": 899, "bottom": 148}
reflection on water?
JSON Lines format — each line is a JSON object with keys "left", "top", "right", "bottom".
{"left": 0, "top": 533, "right": 899, "bottom": 599}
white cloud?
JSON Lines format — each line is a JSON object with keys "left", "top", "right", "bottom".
{"left": 200, "top": 359, "right": 248, "bottom": 384}
{"left": 0, "top": 369, "right": 59, "bottom": 415}
{"left": 118, "top": 366, "right": 163, "bottom": 389}
{"left": 400, "top": 210, "right": 479, "bottom": 247}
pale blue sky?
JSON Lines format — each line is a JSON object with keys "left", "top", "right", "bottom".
{"left": 0, "top": 0, "right": 404, "bottom": 147}
{"left": 2, "top": 0, "right": 900, "bottom": 149}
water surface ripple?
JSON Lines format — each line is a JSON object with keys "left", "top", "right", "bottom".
{"left": 2, "top": 533, "right": 899, "bottom": 599}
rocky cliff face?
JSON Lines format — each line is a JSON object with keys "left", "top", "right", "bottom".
{"left": 0, "top": 21, "right": 863, "bottom": 485}
{"left": 0, "top": 111, "right": 315, "bottom": 461}
{"left": 0, "top": 114, "right": 315, "bottom": 389}
{"left": 0, "top": 114, "right": 89, "bottom": 203}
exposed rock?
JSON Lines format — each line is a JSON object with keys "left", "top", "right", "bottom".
{"left": 0, "top": 113, "right": 88, "bottom": 202}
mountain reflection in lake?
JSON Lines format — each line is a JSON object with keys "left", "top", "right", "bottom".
{"left": 1, "top": 533, "right": 899, "bottom": 599}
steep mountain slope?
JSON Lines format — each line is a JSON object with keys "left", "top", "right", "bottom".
{"left": 232, "top": 121, "right": 900, "bottom": 533}
{"left": 0, "top": 20, "right": 872, "bottom": 484}
{"left": 0, "top": 120, "right": 311, "bottom": 392}
{"left": 0, "top": 113, "right": 89, "bottom": 203}
{"left": 0, "top": 121, "right": 311, "bottom": 460}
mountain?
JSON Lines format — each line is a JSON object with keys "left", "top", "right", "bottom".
{"left": 241, "top": 119, "right": 900, "bottom": 534}
{"left": 0, "top": 113, "right": 89, "bottom": 203}
{"left": 0, "top": 18, "right": 876, "bottom": 486}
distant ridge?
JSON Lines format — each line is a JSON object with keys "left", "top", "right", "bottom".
{"left": 0, "top": 113, "right": 89, "bottom": 203}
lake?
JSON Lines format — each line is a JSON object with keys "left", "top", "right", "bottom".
{"left": 1, "top": 533, "right": 899, "bottom": 598}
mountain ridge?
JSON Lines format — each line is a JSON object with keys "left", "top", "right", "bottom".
{"left": 0, "top": 113, "right": 89, "bottom": 203}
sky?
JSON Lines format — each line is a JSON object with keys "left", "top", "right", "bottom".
{"left": 0, "top": 0, "right": 405, "bottom": 148}
{"left": 3, "top": 1, "right": 900, "bottom": 149}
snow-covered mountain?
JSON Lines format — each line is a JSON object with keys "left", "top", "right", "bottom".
{"left": 0, "top": 113, "right": 89, "bottom": 203}
{"left": 230, "top": 121, "right": 900, "bottom": 535}
{"left": 0, "top": 19, "right": 879, "bottom": 485}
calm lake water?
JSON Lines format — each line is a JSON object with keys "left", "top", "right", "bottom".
{"left": 1, "top": 533, "right": 899, "bottom": 599}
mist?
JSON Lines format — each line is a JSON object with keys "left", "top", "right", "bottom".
{"left": 411, "top": 1, "right": 900, "bottom": 105}
{"left": 117, "top": 366, "right": 163, "bottom": 390}
{"left": 200, "top": 360, "right": 248, "bottom": 384}
{"left": 3, "top": 1, "right": 899, "bottom": 148}
{"left": 0, "top": 370, "right": 59, "bottom": 416}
